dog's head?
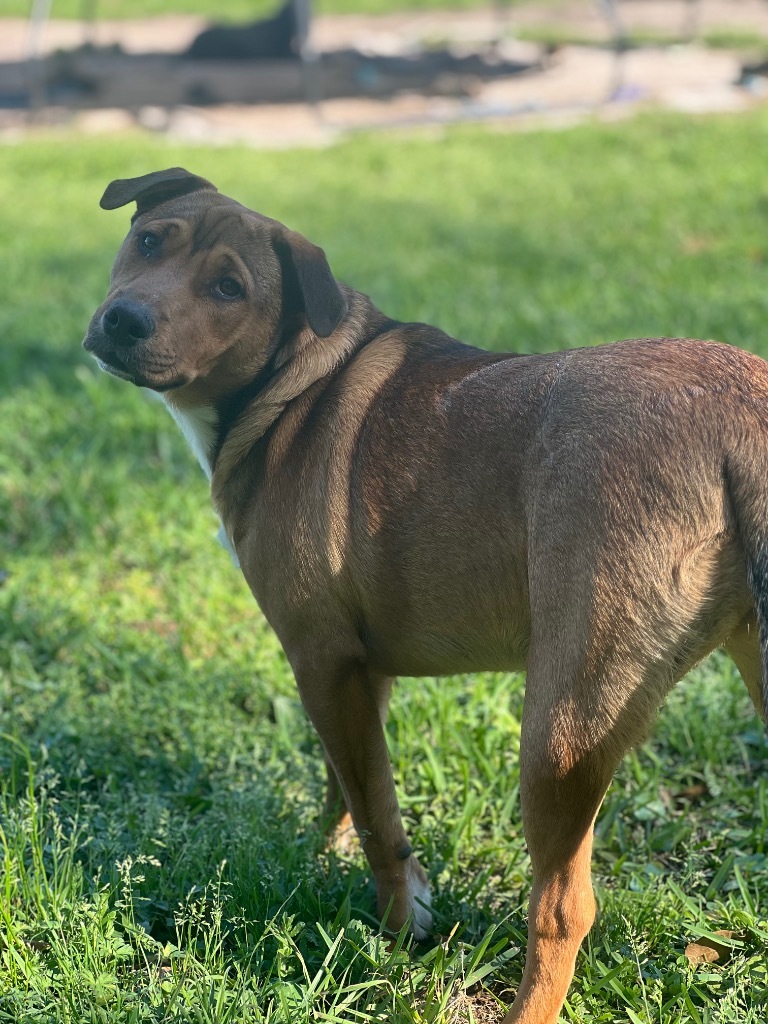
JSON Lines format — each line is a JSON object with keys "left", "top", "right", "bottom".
{"left": 83, "top": 168, "right": 348, "bottom": 395}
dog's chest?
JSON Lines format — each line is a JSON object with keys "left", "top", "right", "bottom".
{"left": 162, "top": 400, "right": 218, "bottom": 480}
{"left": 161, "top": 398, "right": 241, "bottom": 568}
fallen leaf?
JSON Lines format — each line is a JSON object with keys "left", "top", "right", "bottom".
{"left": 673, "top": 782, "right": 709, "bottom": 806}
{"left": 684, "top": 930, "right": 740, "bottom": 966}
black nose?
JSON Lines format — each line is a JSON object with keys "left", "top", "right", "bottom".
{"left": 101, "top": 300, "right": 155, "bottom": 346}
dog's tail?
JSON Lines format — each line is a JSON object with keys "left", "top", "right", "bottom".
{"left": 726, "top": 448, "right": 768, "bottom": 725}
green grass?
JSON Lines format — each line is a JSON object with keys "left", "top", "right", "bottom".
{"left": 702, "top": 27, "right": 768, "bottom": 52}
{"left": 1, "top": 0, "right": 561, "bottom": 21}
{"left": 2, "top": 112, "right": 768, "bottom": 1022}
{"left": 516, "top": 24, "right": 768, "bottom": 51}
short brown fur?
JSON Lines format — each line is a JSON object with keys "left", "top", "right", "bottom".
{"left": 84, "top": 168, "right": 768, "bottom": 1024}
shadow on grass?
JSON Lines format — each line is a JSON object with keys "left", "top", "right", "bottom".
{"left": 2, "top": 586, "right": 528, "bottom": 969}
{"left": 0, "top": 590, "right": 398, "bottom": 950}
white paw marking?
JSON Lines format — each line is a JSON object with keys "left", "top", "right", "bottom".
{"left": 406, "top": 865, "right": 432, "bottom": 939}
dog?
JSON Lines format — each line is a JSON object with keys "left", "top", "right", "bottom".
{"left": 83, "top": 167, "right": 767, "bottom": 1024}
{"left": 184, "top": 1, "right": 301, "bottom": 61}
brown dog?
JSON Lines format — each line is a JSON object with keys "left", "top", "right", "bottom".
{"left": 84, "top": 167, "right": 767, "bottom": 1024}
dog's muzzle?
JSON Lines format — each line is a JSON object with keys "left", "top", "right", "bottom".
{"left": 83, "top": 299, "right": 190, "bottom": 391}
{"left": 83, "top": 299, "right": 158, "bottom": 383}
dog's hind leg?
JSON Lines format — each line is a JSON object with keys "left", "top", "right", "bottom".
{"left": 296, "top": 661, "right": 430, "bottom": 936}
{"left": 508, "top": 599, "right": 764, "bottom": 1024}
{"left": 503, "top": 673, "right": 612, "bottom": 1020}
{"left": 504, "top": 606, "right": 671, "bottom": 1023}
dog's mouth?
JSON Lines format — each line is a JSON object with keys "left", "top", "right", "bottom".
{"left": 84, "top": 334, "right": 140, "bottom": 384}
{"left": 96, "top": 355, "right": 188, "bottom": 392}
{"left": 95, "top": 354, "right": 135, "bottom": 382}
{"left": 84, "top": 329, "right": 190, "bottom": 392}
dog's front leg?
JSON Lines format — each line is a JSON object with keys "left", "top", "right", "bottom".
{"left": 322, "top": 755, "right": 351, "bottom": 832}
{"left": 323, "top": 676, "right": 394, "bottom": 854}
{"left": 295, "top": 660, "right": 431, "bottom": 937}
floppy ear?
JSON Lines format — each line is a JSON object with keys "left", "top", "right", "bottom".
{"left": 274, "top": 228, "right": 348, "bottom": 338}
{"left": 100, "top": 167, "right": 217, "bottom": 218}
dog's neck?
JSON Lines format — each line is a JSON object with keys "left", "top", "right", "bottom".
{"left": 160, "top": 291, "right": 393, "bottom": 509}
{"left": 212, "top": 291, "right": 390, "bottom": 502}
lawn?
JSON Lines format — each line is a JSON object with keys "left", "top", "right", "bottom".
{"left": 3, "top": 0, "right": 560, "bottom": 21}
{"left": 2, "top": 112, "right": 768, "bottom": 1023}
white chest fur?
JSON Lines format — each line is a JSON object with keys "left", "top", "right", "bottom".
{"left": 161, "top": 398, "right": 240, "bottom": 568}
{"left": 163, "top": 400, "right": 218, "bottom": 480}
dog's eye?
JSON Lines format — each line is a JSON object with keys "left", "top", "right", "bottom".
{"left": 139, "top": 232, "right": 161, "bottom": 254}
{"left": 214, "top": 277, "right": 242, "bottom": 299}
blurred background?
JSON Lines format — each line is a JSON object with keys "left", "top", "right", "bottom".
{"left": 3, "top": 0, "right": 768, "bottom": 142}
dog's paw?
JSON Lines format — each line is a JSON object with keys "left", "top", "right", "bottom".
{"left": 378, "top": 854, "right": 432, "bottom": 939}
{"left": 406, "top": 857, "right": 432, "bottom": 939}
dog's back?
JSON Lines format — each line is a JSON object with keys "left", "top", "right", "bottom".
{"left": 222, "top": 332, "right": 767, "bottom": 723}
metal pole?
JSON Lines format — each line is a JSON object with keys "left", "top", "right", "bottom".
{"left": 296, "top": 0, "right": 323, "bottom": 117}
{"left": 597, "top": 0, "right": 628, "bottom": 100}
{"left": 26, "top": 0, "right": 53, "bottom": 111}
